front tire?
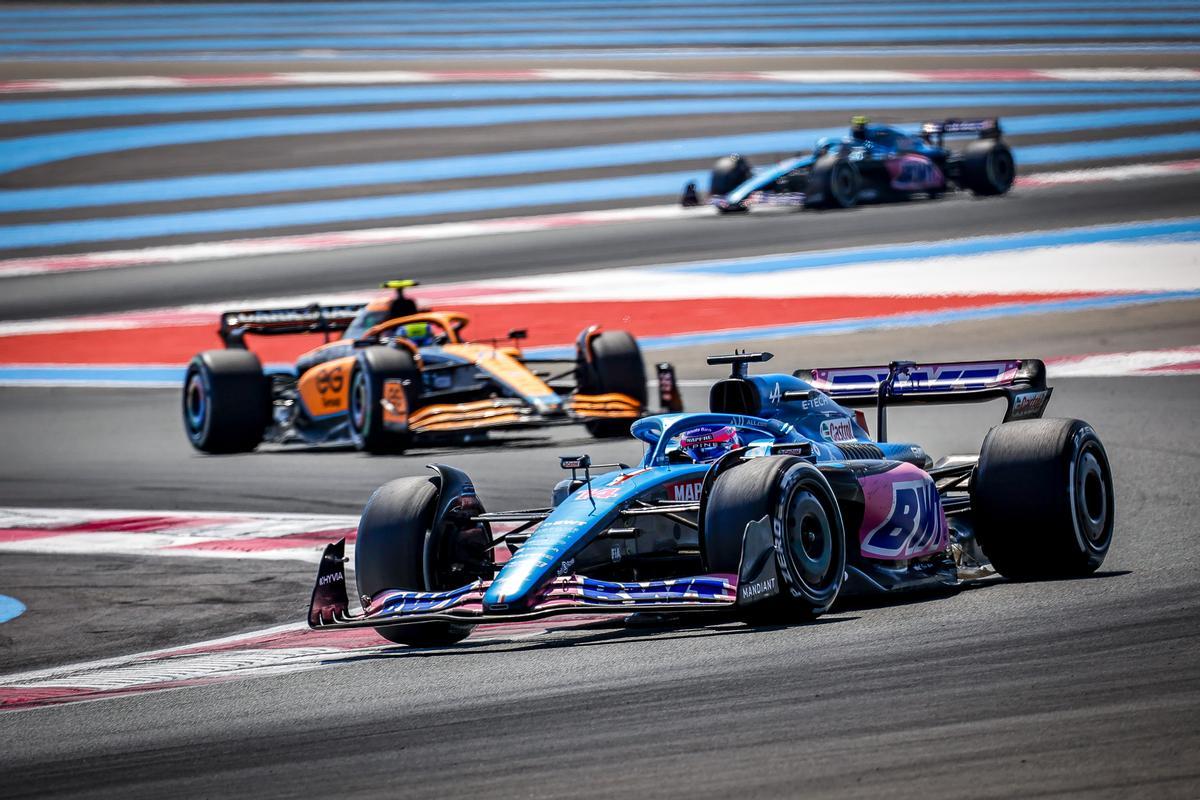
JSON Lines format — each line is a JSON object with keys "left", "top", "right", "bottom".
{"left": 808, "top": 154, "right": 860, "bottom": 210}
{"left": 704, "top": 456, "right": 846, "bottom": 619}
{"left": 710, "top": 154, "right": 752, "bottom": 213}
{"left": 971, "top": 418, "right": 1115, "bottom": 578}
{"left": 182, "top": 350, "right": 270, "bottom": 454}
{"left": 355, "top": 476, "right": 474, "bottom": 646}
{"left": 348, "top": 346, "right": 419, "bottom": 454}
{"left": 579, "top": 330, "right": 647, "bottom": 438}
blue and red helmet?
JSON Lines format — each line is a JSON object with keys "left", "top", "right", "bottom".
{"left": 674, "top": 424, "right": 742, "bottom": 463}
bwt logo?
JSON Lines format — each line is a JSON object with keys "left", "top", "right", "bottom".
{"left": 861, "top": 479, "right": 946, "bottom": 559}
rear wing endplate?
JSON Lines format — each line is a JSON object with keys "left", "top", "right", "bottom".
{"left": 920, "top": 117, "right": 1002, "bottom": 146}
{"left": 219, "top": 303, "right": 365, "bottom": 348}
{"left": 796, "top": 359, "right": 1051, "bottom": 441}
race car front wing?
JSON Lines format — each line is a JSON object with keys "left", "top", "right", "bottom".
{"left": 308, "top": 515, "right": 782, "bottom": 630}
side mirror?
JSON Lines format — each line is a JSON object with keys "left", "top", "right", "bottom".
{"left": 508, "top": 328, "right": 528, "bottom": 341}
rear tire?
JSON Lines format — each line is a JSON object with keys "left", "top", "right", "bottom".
{"left": 579, "top": 331, "right": 647, "bottom": 438}
{"left": 958, "top": 140, "right": 1015, "bottom": 196}
{"left": 348, "top": 346, "right": 419, "bottom": 454}
{"left": 704, "top": 456, "right": 845, "bottom": 620}
{"left": 355, "top": 476, "right": 474, "bottom": 646}
{"left": 971, "top": 418, "right": 1114, "bottom": 579}
{"left": 182, "top": 350, "right": 270, "bottom": 454}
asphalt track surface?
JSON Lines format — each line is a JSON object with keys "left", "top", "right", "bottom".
{"left": 2, "top": 10, "right": 1200, "bottom": 800}
{"left": 1, "top": 375, "right": 1199, "bottom": 798}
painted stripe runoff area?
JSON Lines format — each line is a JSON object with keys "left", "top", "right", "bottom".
{"left": 0, "top": 614, "right": 600, "bottom": 713}
{"left": 8, "top": 80, "right": 1200, "bottom": 125}
{"left": 6, "top": 25, "right": 1200, "bottom": 54}
{"left": 5, "top": 68, "right": 1200, "bottom": 94}
{"left": 0, "top": 596, "right": 25, "bottom": 624}
{"left": 1, "top": 218, "right": 1197, "bottom": 381}
{"left": 0, "top": 507, "right": 359, "bottom": 562}
{"left": 5, "top": 89, "right": 1200, "bottom": 175}
{"left": 3, "top": 160, "right": 1197, "bottom": 280}
{"left": 6, "top": 131, "right": 1200, "bottom": 250}
{"left": 7, "top": 106, "right": 1200, "bottom": 215}
{"left": 6, "top": 10, "right": 1199, "bottom": 39}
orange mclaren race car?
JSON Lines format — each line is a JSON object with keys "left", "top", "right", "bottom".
{"left": 182, "top": 281, "right": 682, "bottom": 454}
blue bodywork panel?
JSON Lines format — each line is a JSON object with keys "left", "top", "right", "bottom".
{"left": 481, "top": 370, "right": 918, "bottom": 612}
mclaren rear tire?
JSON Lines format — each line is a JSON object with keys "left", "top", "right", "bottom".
{"left": 580, "top": 330, "right": 647, "bottom": 438}
{"left": 971, "top": 418, "right": 1115, "bottom": 579}
{"left": 355, "top": 476, "right": 475, "bottom": 647}
{"left": 348, "top": 346, "right": 419, "bottom": 455}
{"left": 704, "top": 456, "right": 846, "bottom": 620}
{"left": 182, "top": 350, "right": 270, "bottom": 454}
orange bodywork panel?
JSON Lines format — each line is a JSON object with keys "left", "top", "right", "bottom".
{"left": 297, "top": 355, "right": 356, "bottom": 418}
{"left": 439, "top": 343, "right": 559, "bottom": 404}
{"left": 382, "top": 379, "right": 410, "bottom": 432}
{"left": 568, "top": 392, "right": 643, "bottom": 419}
{"left": 407, "top": 398, "right": 529, "bottom": 433}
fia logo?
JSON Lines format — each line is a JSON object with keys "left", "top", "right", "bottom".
{"left": 769, "top": 382, "right": 782, "bottom": 405}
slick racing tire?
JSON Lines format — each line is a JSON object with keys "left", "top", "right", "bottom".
{"left": 809, "top": 154, "right": 860, "bottom": 209}
{"left": 182, "top": 350, "right": 270, "bottom": 454}
{"left": 348, "top": 346, "right": 419, "bottom": 455}
{"left": 704, "top": 456, "right": 846, "bottom": 620}
{"left": 958, "top": 140, "right": 1015, "bottom": 196}
{"left": 710, "top": 154, "right": 752, "bottom": 213}
{"left": 356, "top": 475, "right": 475, "bottom": 647}
{"left": 579, "top": 330, "right": 648, "bottom": 438}
{"left": 971, "top": 418, "right": 1115, "bottom": 579}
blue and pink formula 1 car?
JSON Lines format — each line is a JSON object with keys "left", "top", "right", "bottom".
{"left": 309, "top": 351, "right": 1114, "bottom": 646}
{"left": 682, "top": 116, "right": 1015, "bottom": 213}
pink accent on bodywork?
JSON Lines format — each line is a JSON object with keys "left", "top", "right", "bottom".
{"left": 884, "top": 154, "right": 945, "bottom": 191}
{"left": 856, "top": 462, "right": 948, "bottom": 560}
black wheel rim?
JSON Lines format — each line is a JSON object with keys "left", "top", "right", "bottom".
{"left": 350, "top": 370, "right": 368, "bottom": 431}
{"left": 832, "top": 165, "right": 854, "bottom": 204}
{"left": 784, "top": 489, "right": 834, "bottom": 588}
{"left": 184, "top": 370, "right": 207, "bottom": 434}
{"left": 1075, "top": 443, "right": 1110, "bottom": 546}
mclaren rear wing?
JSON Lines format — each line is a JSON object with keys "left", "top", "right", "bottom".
{"left": 218, "top": 303, "right": 365, "bottom": 348}
{"left": 795, "top": 359, "right": 1050, "bottom": 442}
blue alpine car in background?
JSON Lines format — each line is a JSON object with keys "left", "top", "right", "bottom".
{"left": 683, "top": 116, "right": 1016, "bottom": 212}
{"left": 309, "top": 350, "right": 1113, "bottom": 647}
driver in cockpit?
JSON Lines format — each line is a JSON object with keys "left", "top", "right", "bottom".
{"left": 667, "top": 424, "right": 744, "bottom": 464}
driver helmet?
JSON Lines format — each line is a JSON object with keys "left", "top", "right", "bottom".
{"left": 675, "top": 424, "right": 742, "bottom": 463}
{"left": 850, "top": 115, "right": 870, "bottom": 140}
{"left": 402, "top": 321, "right": 436, "bottom": 347}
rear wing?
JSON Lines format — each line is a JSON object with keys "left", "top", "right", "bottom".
{"left": 796, "top": 359, "right": 1050, "bottom": 442}
{"left": 920, "top": 117, "right": 1002, "bottom": 146}
{"left": 219, "top": 303, "right": 365, "bottom": 348}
